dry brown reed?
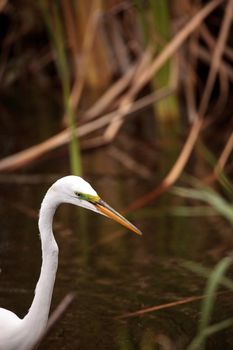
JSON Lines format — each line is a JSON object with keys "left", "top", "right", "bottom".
{"left": 117, "top": 290, "right": 232, "bottom": 319}
{"left": 0, "top": 0, "right": 227, "bottom": 173}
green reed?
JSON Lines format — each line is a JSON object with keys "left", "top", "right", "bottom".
{"left": 134, "top": 0, "right": 179, "bottom": 123}
{"left": 186, "top": 257, "right": 233, "bottom": 350}
{"left": 39, "top": 0, "right": 82, "bottom": 175}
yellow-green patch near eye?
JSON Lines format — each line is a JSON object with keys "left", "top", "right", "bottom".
{"left": 75, "top": 192, "right": 100, "bottom": 203}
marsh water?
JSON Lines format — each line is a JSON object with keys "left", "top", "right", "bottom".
{"left": 1, "top": 91, "right": 233, "bottom": 349}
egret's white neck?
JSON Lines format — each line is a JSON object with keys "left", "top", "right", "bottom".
{"left": 22, "top": 187, "right": 60, "bottom": 339}
{"left": 38, "top": 188, "right": 59, "bottom": 255}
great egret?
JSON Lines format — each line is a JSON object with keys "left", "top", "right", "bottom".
{"left": 0, "top": 176, "right": 142, "bottom": 350}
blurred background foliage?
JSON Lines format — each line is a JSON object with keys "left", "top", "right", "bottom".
{"left": 0, "top": 0, "right": 232, "bottom": 157}
{"left": 1, "top": 0, "right": 233, "bottom": 348}
{"left": 0, "top": 0, "right": 232, "bottom": 173}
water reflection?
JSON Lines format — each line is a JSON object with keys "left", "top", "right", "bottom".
{"left": 0, "top": 176, "right": 233, "bottom": 349}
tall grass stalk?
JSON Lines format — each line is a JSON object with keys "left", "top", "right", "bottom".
{"left": 73, "top": 0, "right": 112, "bottom": 90}
{"left": 39, "top": 0, "right": 82, "bottom": 175}
{"left": 186, "top": 257, "right": 233, "bottom": 350}
{"left": 135, "top": 0, "right": 179, "bottom": 122}
{"left": 149, "top": 0, "right": 179, "bottom": 122}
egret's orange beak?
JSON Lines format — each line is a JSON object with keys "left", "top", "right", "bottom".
{"left": 94, "top": 199, "right": 142, "bottom": 236}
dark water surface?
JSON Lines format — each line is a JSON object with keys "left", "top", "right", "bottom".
{"left": 0, "top": 173, "right": 233, "bottom": 350}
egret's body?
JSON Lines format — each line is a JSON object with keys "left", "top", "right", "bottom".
{"left": 0, "top": 176, "right": 141, "bottom": 350}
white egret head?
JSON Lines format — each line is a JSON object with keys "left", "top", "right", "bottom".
{"left": 50, "top": 176, "right": 142, "bottom": 236}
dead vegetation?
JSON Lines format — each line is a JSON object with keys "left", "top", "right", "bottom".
{"left": 0, "top": 0, "right": 232, "bottom": 175}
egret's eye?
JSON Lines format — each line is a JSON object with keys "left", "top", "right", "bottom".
{"left": 75, "top": 192, "right": 100, "bottom": 202}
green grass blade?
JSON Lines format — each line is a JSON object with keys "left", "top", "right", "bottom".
{"left": 185, "top": 261, "right": 233, "bottom": 291}
{"left": 172, "top": 186, "right": 233, "bottom": 226}
{"left": 186, "top": 257, "right": 232, "bottom": 350}
{"left": 199, "top": 257, "right": 232, "bottom": 332}
{"left": 188, "top": 318, "right": 233, "bottom": 350}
